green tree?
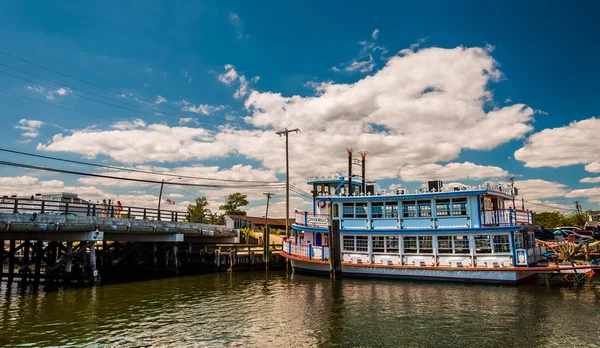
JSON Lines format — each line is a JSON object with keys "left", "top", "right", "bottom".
{"left": 532, "top": 211, "right": 565, "bottom": 228}
{"left": 219, "top": 192, "right": 249, "bottom": 216}
{"left": 563, "top": 211, "right": 589, "bottom": 228}
{"left": 187, "top": 197, "right": 209, "bottom": 223}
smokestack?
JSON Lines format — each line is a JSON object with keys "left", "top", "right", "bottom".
{"left": 347, "top": 148, "right": 354, "bottom": 195}
{"left": 359, "top": 151, "right": 368, "bottom": 194}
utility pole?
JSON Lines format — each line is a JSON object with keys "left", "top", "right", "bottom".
{"left": 157, "top": 177, "right": 181, "bottom": 221}
{"left": 157, "top": 179, "right": 165, "bottom": 221}
{"left": 263, "top": 193, "right": 275, "bottom": 263}
{"left": 574, "top": 201, "right": 582, "bottom": 228}
{"left": 509, "top": 176, "right": 516, "bottom": 209}
{"left": 276, "top": 128, "right": 300, "bottom": 238}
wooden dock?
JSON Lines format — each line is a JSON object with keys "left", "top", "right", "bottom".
{"left": 0, "top": 198, "right": 284, "bottom": 284}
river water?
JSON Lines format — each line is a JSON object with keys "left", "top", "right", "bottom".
{"left": 1, "top": 272, "right": 599, "bottom": 347}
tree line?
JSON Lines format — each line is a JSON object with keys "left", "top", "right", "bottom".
{"left": 532, "top": 211, "right": 590, "bottom": 229}
{"left": 186, "top": 192, "right": 249, "bottom": 224}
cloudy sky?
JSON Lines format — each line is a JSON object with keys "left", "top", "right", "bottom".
{"left": 0, "top": 1, "right": 599, "bottom": 217}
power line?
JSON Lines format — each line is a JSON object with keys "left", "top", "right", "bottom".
{"left": 0, "top": 51, "right": 190, "bottom": 113}
{"left": 0, "top": 64, "right": 244, "bottom": 129}
{"left": 0, "top": 89, "right": 117, "bottom": 122}
{"left": 0, "top": 160, "right": 285, "bottom": 189}
{"left": 0, "top": 148, "right": 277, "bottom": 184}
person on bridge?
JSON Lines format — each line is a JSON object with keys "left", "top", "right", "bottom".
{"left": 116, "top": 201, "right": 123, "bottom": 218}
{"left": 101, "top": 199, "right": 107, "bottom": 218}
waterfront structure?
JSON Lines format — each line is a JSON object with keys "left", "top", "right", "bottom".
{"left": 281, "top": 172, "right": 599, "bottom": 284}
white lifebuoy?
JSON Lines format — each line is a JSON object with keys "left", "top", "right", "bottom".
{"left": 318, "top": 201, "right": 326, "bottom": 208}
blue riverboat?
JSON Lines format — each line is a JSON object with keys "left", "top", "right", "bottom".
{"left": 281, "top": 159, "right": 599, "bottom": 284}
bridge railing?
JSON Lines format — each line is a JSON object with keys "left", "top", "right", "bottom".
{"left": 0, "top": 198, "right": 192, "bottom": 223}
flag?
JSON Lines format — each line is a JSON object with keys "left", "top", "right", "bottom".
{"left": 164, "top": 199, "right": 176, "bottom": 205}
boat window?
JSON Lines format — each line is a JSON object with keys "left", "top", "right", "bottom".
{"left": 371, "top": 202, "right": 383, "bottom": 218}
{"left": 384, "top": 202, "right": 399, "bottom": 218}
{"left": 453, "top": 236, "right": 470, "bottom": 254}
{"left": 343, "top": 236, "right": 355, "bottom": 251}
{"left": 403, "top": 236, "right": 417, "bottom": 253}
{"left": 417, "top": 200, "right": 432, "bottom": 217}
{"left": 386, "top": 236, "right": 399, "bottom": 253}
{"left": 474, "top": 235, "right": 492, "bottom": 254}
{"left": 356, "top": 236, "right": 368, "bottom": 252}
{"left": 372, "top": 236, "right": 385, "bottom": 253}
{"left": 403, "top": 201, "right": 416, "bottom": 218}
{"left": 436, "top": 199, "right": 451, "bottom": 216}
{"left": 452, "top": 198, "right": 468, "bottom": 216}
{"left": 437, "top": 236, "right": 453, "bottom": 253}
{"left": 493, "top": 235, "right": 510, "bottom": 253}
{"left": 355, "top": 203, "right": 368, "bottom": 218}
{"left": 342, "top": 203, "right": 354, "bottom": 218}
{"left": 515, "top": 233, "right": 524, "bottom": 249}
{"left": 418, "top": 236, "right": 433, "bottom": 253}
{"left": 333, "top": 203, "right": 339, "bottom": 218}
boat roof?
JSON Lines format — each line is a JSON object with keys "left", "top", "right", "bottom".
{"left": 316, "top": 187, "right": 513, "bottom": 201}
{"left": 307, "top": 176, "right": 363, "bottom": 185}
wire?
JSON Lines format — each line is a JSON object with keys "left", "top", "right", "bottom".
{"left": 0, "top": 51, "right": 189, "bottom": 113}
{"left": 524, "top": 200, "right": 576, "bottom": 212}
{"left": 0, "top": 65, "right": 245, "bottom": 129}
{"left": 0, "top": 89, "right": 117, "bottom": 122}
{"left": 0, "top": 160, "right": 285, "bottom": 189}
{"left": 0, "top": 148, "right": 278, "bottom": 184}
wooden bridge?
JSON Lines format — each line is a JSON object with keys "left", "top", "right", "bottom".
{"left": 0, "top": 198, "right": 281, "bottom": 285}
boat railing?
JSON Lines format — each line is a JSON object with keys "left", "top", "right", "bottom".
{"left": 282, "top": 238, "right": 330, "bottom": 260}
{"left": 481, "top": 209, "right": 532, "bottom": 226}
{"left": 294, "top": 210, "right": 329, "bottom": 228}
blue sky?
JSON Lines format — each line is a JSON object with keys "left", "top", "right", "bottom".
{"left": 0, "top": 1, "right": 599, "bottom": 216}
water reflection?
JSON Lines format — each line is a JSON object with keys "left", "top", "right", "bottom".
{"left": 0, "top": 273, "right": 599, "bottom": 347}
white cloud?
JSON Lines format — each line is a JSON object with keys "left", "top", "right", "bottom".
{"left": 345, "top": 55, "right": 375, "bottom": 73}
{"left": 515, "top": 117, "right": 600, "bottom": 169}
{"left": 585, "top": 161, "right": 600, "bottom": 173}
{"left": 218, "top": 64, "right": 254, "bottom": 98}
{"left": 513, "top": 179, "right": 567, "bottom": 200}
{"left": 330, "top": 66, "right": 340, "bottom": 72}
{"left": 398, "top": 162, "right": 508, "bottom": 182}
{"left": 580, "top": 177, "right": 600, "bottom": 184}
{"left": 526, "top": 200, "right": 574, "bottom": 213}
{"left": 155, "top": 95, "right": 167, "bottom": 104}
{"left": 37, "top": 45, "right": 536, "bottom": 187}
{"left": 25, "top": 85, "right": 71, "bottom": 100}
{"left": 565, "top": 187, "right": 600, "bottom": 202}
{"left": 111, "top": 118, "right": 146, "bottom": 130}
{"left": 15, "top": 119, "right": 44, "bottom": 138}
{"left": 504, "top": 97, "right": 512, "bottom": 103}
{"left": 183, "top": 71, "right": 192, "bottom": 83}
{"left": 167, "top": 193, "right": 184, "bottom": 199}
{"left": 218, "top": 65, "right": 239, "bottom": 85}
{"left": 234, "top": 76, "right": 248, "bottom": 99}
{"left": 371, "top": 29, "right": 379, "bottom": 40}
{"left": 178, "top": 117, "right": 197, "bottom": 125}
{"left": 229, "top": 12, "right": 248, "bottom": 39}
{"left": 182, "top": 103, "right": 225, "bottom": 115}
{"left": 37, "top": 123, "right": 220, "bottom": 163}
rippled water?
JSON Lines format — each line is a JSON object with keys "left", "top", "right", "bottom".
{"left": 1, "top": 272, "right": 600, "bottom": 347}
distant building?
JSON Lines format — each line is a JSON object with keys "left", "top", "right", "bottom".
{"left": 587, "top": 210, "right": 600, "bottom": 227}
{"left": 224, "top": 214, "right": 287, "bottom": 232}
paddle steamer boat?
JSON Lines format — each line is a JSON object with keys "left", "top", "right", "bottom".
{"left": 281, "top": 153, "right": 599, "bottom": 284}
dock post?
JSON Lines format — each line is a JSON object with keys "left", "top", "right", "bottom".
{"left": 173, "top": 244, "right": 179, "bottom": 275}
{"left": 8, "top": 239, "right": 15, "bottom": 281}
{"left": 65, "top": 242, "right": 73, "bottom": 274}
{"left": 329, "top": 220, "right": 342, "bottom": 279}
{"left": 22, "top": 241, "right": 30, "bottom": 281}
{"left": 0, "top": 239, "right": 3, "bottom": 281}
{"left": 152, "top": 242, "right": 157, "bottom": 267}
{"left": 89, "top": 242, "right": 98, "bottom": 281}
{"left": 34, "top": 241, "right": 42, "bottom": 283}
